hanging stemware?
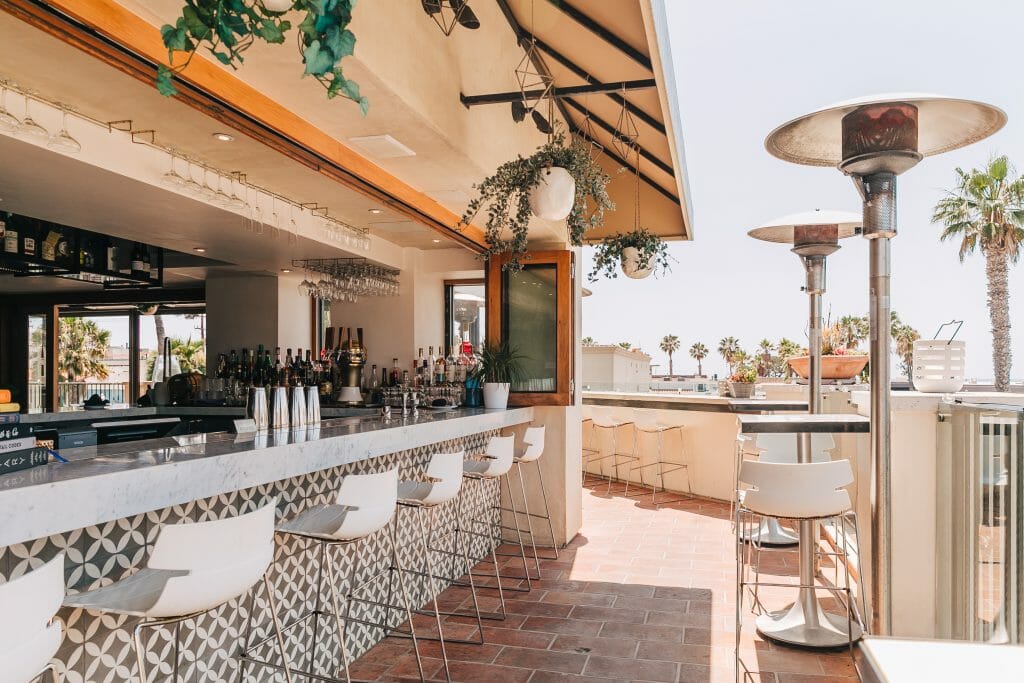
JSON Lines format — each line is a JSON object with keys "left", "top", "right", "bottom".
{"left": 0, "top": 83, "right": 20, "bottom": 132}
{"left": 162, "top": 148, "right": 186, "bottom": 188}
{"left": 288, "top": 204, "right": 298, "bottom": 245}
{"left": 46, "top": 105, "right": 81, "bottom": 153}
{"left": 16, "top": 93, "right": 48, "bottom": 139}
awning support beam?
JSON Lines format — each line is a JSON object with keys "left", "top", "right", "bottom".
{"left": 562, "top": 97, "right": 674, "bottom": 177}
{"left": 543, "top": 0, "right": 653, "bottom": 71}
{"left": 460, "top": 79, "right": 656, "bottom": 107}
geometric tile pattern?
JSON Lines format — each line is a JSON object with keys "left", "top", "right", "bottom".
{"left": 0, "top": 429, "right": 499, "bottom": 682}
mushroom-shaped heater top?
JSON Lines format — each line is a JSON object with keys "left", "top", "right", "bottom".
{"left": 765, "top": 94, "right": 1006, "bottom": 175}
{"left": 748, "top": 209, "right": 861, "bottom": 257}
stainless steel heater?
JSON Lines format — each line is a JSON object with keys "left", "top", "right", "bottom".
{"left": 765, "top": 94, "right": 1006, "bottom": 636}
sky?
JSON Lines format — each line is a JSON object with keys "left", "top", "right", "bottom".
{"left": 581, "top": 0, "right": 1024, "bottom": 381}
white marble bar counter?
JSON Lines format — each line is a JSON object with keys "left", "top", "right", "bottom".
{"left": 0, "top": 407, "right": 533, "bottom": 548}
{"left": 18, "top": 404, "right": 376, "bottom": 424}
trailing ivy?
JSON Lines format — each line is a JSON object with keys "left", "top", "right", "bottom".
{"left": 588, "top": 227, "right": 673, "bottom": 282}
{"left": 460, "top": 131, "right": 614, "bottom": 271}
{"left": 157, "top": 0, "right": 369, "bottom": 114}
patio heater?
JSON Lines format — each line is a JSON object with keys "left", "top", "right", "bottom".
{"left": 765, "top": 94, "right": 1006, "bottom": 636}
{"left": 747, "top": 209, "right": 861, "bottom": 552}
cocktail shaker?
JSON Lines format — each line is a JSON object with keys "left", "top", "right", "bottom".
{"left": 247, "top": 386, "right": 268, "bottom": 431}
{"left": 290, "top": 385, "right": 307, "bottom": 427}
{"left": 305, "top": 385, "right": 321, "bottom": 424}
{"left": 269, "top": 386, "right": 290, "bottom": 430}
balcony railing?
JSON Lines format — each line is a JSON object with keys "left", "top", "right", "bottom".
{"left": 940, "top": 402, "right": 1023, "bottom": 643}
{"left": 28, "top": 382, "right": 130, "bottom": 412}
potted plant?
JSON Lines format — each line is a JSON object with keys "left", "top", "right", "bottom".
{"left": 460, "top": 131, "right": 613, "bottom": 271}
{"left": 787, "top": 323, "right": 869, "bottom": 380}
{"left": 728, "top": 364, "right": 758, "bottom": 399}
{"left": 471, "top": 342, "right": 526, "bottom": 410}
{"left": 588, "top": 227, "right": 673, "bottom": 281}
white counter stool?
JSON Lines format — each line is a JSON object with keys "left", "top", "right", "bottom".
{"left": 735, "top": 460, "right": 866, "bottom": 666}
{"left": 249, "top": 469, "right": 424, "bottom": 683}
{"left": 460, "top": 435, "right": 533, "bottom": 607}
{"left": 627, "top": 410, "right": 691, "bottom": 506}
{"left": 586, "top": 407, "right": 638, "bottom": 493}
{"left": 1, "top": 552, "right": 65, "bottom": 683}
{"left": 495, "top": 426, "right": 559, "bottom": 583}
{"left": 65, "top": 502, "right": 288, "bottom": 683}
{"left": 581, "top": 416, "right": 606, "bottom": 486}
{"left": 740, "top": 434, "right": 835, "bottom": 547}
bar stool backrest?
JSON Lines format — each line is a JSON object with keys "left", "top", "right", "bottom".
{"left": 0, "top": 552, "right": 64, "bottom": 683}
{"left": 633, "top": 410, "right": 668, "bottom": 432}
{"left": 589, "top": 406, "right": 621, "bottom": 429}
{"left": 754, "top": 433, "right": 834, "bottom": 464}
{"left": 146, "top": 500, "right": 277, "bottom": 617}
{"left": 334, "top": 469, "right": 399, "bottom": 537}
{"left": 739, "top": 460, "right": 853, "bottom": 519}
{"left": 423, "top": 451, "right": 465, "bottom": 504}
{"left": 477, "top": 435, "right": 515, "bottom": 477}
{"left": 519, "top": 426, "right": 546, "bottom": 462}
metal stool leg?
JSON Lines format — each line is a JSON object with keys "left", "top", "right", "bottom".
{"left": 493, "top": 471, "right": 533, "bottom": 591}
{"left": 390, "top": 516, "right": 425, "bottom": 682}
{"left": 515, "top": 461, "right": 542, "bottom": 578}
{"left": 324, "top": 542, "right": 352, "bottom": 682}
{"left": 413, "top": 505, "right": 451, "bottom": 680}
{"left": 535, "top": 459, "right": 560, "bottom": 560}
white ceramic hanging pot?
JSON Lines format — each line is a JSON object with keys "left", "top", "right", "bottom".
{"left": 620, "top": 247, "right": 653, "bottom": 279}
{"left": 529, "top": 166, "right": 576, "bottom": 220}
{"left": 483, "top": 382, "right": 511, "bottom": 410}
{"left": 261, "top": 0, "right": 294, "bottom": 12}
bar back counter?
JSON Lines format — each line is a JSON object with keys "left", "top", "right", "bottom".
{"left": 0, "top": 407, "right": 532, "bottom": 682}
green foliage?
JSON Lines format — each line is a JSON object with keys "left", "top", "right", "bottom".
{"left": 689, "top": 341, "right": 708, "bottom": 377}
{"left": 57, "top": 318, "right": 111, "bottom": 382}
{"left": 158, "top": 0, "right": 368, "bottom": 113}
{"left": 890, "top": 312, "right": 921, "bottom": 381}
{"left": 460, "top": 131, "right": 613, "bottom": 272}
{"left": 588, "top": 227, "right": 672, "bottom": 282}
{"left": 729, "top": 363, "right": 757, "bottom": 384}
{"left": 616, "top": 342, "right": 633, "bottom": 350}
{"left": 717, "top": 336, "right": 742, "bottom": 374}
{"left": 471, "top": 342, "right": 526, "bottom": 384}
{"left": 581, "top": 336, "right": 597, "bottom": 346}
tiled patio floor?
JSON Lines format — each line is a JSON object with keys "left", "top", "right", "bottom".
{"left": 353, "top": 481, "right": 861, "bottom": 682}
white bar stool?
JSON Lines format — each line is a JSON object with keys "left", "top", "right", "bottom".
{"left": 735, "top": 460, "right": 866, "bottom": 669}
{"left": 65, "top": 502, "right": 288, "bottom": 683}
{"left": 627, "top": 410, "right": 691, "bottom": 506}
{"left": 461, "top": 435, "right": 533, "bottom": 606}
{"left": 496, "top": 426, "right": 559, "bottom": 582}
{"left": 586, "top": 407, "right": 637, "bottom": 493}
{"left": 249, "top": 469, "right": 424, "bottom": 683}
{"left": 1, "top": 552, "right": 65, "bottom": 683}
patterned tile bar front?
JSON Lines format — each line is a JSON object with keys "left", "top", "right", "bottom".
{"left": 0, "top": 408, "right": 532, "bottom": 682}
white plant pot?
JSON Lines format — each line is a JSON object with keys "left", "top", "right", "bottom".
{"left": 483, "top": 382, "right": 510, "bottom": 410}
{"left": 913, "top": 340, "right": 966, "bottom": 393}
{"left": 261, "top": 0, "right": 294, "bottom": 11}
{"left": 621, "top": 246, "right": 652, "bottom": 279}
{"left": 529, "top": 166, "right": 576, "bottom": 221}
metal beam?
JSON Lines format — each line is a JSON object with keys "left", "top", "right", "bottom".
{"left": 460, "top": 79, "right": 656, "bottom": 107}
{"left": 562, "top": 96, "right": 674, "bottom": 176}
{"left": 523, "top": 30, "right": 666, "bottom": 135}
{"left": 544, "top": 0, "right": 653, "bottom": 71}
{"left": 571, "top": 123, "right": 679, "bottom": 205}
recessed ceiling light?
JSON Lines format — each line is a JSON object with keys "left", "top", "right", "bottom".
{"left": 432, "top": 239, "right": 441, "bottom": 243}
{"left": 368, "top": 208, "right": 384, "bottom": 215}
{"left": 193, "top": 247, "right": 207, "bottom": 253}
{"left": 280, "top": 268, "right": 292, "bottom": 273}
{"left": 212, "top": 132, "right": 234, "bottom": 142}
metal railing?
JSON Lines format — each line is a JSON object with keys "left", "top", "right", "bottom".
{"left": 28, "top": 382, "right": 130, "bottom": 411}
{"left": 940, "top": 402, "right": 1023, "bottom": 643}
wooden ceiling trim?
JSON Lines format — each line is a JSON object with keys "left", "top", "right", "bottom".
{"left": 1, "top": 0, "right": 490, "bottom": 253}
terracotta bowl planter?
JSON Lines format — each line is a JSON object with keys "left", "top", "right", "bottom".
{"left": 787, "top": 355, "right": 868, "bottom": 380}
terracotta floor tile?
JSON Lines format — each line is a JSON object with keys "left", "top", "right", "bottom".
{"left": 570, "top": 604, "right": 647, "bottom": 624}
{"left": 550, "top": 634, "right": 641, "bottom": 659}
{"left": 494, "top": 646, "right": 589, "bottom": 674}
{"left": 584, "top": 654, "right": 680, "bottom": 682}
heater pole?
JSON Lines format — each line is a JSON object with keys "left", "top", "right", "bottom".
{"left": 804, "top": 255, "right": 825, "bottom": 415}
{"left": 861, "top": 173, "right": 896, "bottom": 636}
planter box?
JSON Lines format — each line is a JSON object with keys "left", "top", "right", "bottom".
{"left": 729, "top": 382, "right": 756, "bottom": 398}
{"left": 787, "top": 355, "right": 868, "bottom": 381}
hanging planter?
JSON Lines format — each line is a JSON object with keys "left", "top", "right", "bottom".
{"left": 529, "top": 166, "right": 576, "bottom": 220}
{"left": 588, "top": 227, "right": 672, "bottom": 282}
{"left": 156, "top": 0, "right": 370, "bottom": 113}
{"left": 460, "top": 131, "right": 613, "bottom": 271}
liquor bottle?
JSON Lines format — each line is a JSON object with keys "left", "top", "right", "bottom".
{"left": 1, "top": 213, "right": 17, "bottom": 254}
{"left": 380, "top": 365, "right": 389, "bottom": 392}
{"left": 105, "top": 238, "right": 117, "bottom": 273}
{"left": 389, "top": 358, "right": 400, "bottom": 387}
{"left": 264, "top": 349, "right": 273, "bottom": 386}
{"left": 141, "top": 245, "right": 152, "bottom": 276}
{"left": 435, "top": 345, "right": 446, "bottom": 385}
{"left": 55, "top": 227, "right": 70, "bottom": 266}
{"left": 401, "top": 370, "right": 410, "bottom": 388}
{"left": 22, "top": 220, "right": 39, "bottom": 259}
{"left": 285, "top": 348, "right": 294, "bottom": 371}
{"left": 130, "top": 243, "right": 145, "bottom": 278}
{"left": 305, "top": 349, "right": 313, "bottom": 385}
{"left": 446, "top": 345, "right": 457, "bottom": 383}
{"left": 273, "top": 347, "right": 283, "bottom": 386}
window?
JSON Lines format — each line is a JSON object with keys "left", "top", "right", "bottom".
{"left": 445, "top": 281, "right": 485, "bottom": 353}
{"left": 27, "top": 315, "right": 46, "bottom": 414}
{"left": 56, "top": 314, "right": 130, "bottom": 410}
{"left": 487, "top": 250, "right": 574, "bottom": 406}
{"left": 138, "top": 311, "right": 207, "bottom": 399}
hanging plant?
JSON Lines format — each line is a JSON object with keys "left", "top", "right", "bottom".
{"left": 156, "top": 0, "right": 369, "bottom": 114}
{"left": 459, "top": 131, "right": 614, "bottom": 271}
{"left": 588, "top": 227, "right": 672, "bottom": 282}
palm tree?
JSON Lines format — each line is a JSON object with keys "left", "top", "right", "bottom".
{"left": 172, "top": 337, "right": 206, "bottom": 374}
{"left": 616, "top": 342, "right": 632, "bottom": 350}
{"left": 776, "top": 338, "right": 802, "bottom": 379}
{"left": 689, "top": 342, "right": 708, "bottom": 377}
{"left": 718, "top": 337, "right": 741, "bottom": 375}
{"left": 757, "top": 338, "right": 774, "bottom": 377}
{"left": 581, "top": 336, "right": 597, "bottom": 347}
{"left": 57, "top": 317, "right": 110, "bottom": 382}
{"left": 836, "top": 315, "right": 870, "bottom": 351}
{"left": 932, "top": 155, "right": 1024, "bottom": 391}
{"left": 659, "top": 334, "right": 681, "bottom": 376}
{"left": 890, "top": 313, "right": 921, "bottom": 382}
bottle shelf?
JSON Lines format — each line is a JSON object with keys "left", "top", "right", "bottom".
{"left": 0, "top": 252, "right": 76, "bottom": 277}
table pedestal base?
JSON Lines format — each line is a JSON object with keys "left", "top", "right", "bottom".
{"left": 756, "top": 588, "right": 863, "bottom": 648}
{"left": 740, "top": 518, "right": 798, "bottom": 546}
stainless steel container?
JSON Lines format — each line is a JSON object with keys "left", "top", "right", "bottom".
{"left": 269, "top": 386, "right": 289, "bottom": 430}
{"left": 247, "top": 386, "right": 268, "bottom": 431}
{"left": 290, "top": 385, "right": 307, "bottom": 427}
{"left": 305, "top": 385, "right": 321, "bottom": 424}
